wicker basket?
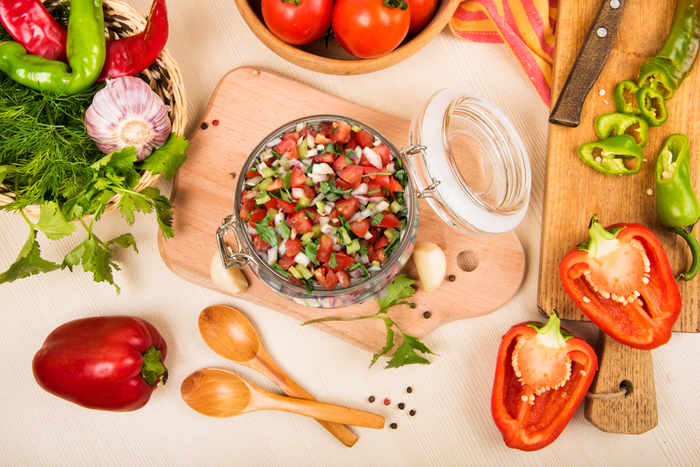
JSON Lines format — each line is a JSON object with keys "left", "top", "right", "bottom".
{"left": 0, "top": 0, "right": 188, "bottom": 218}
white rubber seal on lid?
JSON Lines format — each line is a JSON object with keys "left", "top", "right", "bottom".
{"left": 421, "top": 88, "right": 531, "bottom": 234}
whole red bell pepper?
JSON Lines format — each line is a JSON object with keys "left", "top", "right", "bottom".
{"left": 32, "top": 316, "right": 168, "bottom": 412}
{"left": 491, "top": 312, "right": 597, "bottom": 451}
{"left": 560, "top": 215, "right": 682, "bottom": 350}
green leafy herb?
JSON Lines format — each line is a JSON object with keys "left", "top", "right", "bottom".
{"left": 305, "top": 211, "right": 314, "bottom": 220}
{"left": 136, "top": 134, "right": 189, "bottom": 179}
{"left": 367, "top": 189, "right": 381, "bottom": 195}
{"left": 320, "top": 181, "right": 352, "bottom": 197}
{"left": 277, "top": 220, "right": 291, "bottom": 240}
{"left": 304, "top": 279, "right": 314, "bottom": 296}
{"left": 384, "top": 235, "right": 401, "bottom": 257}
{"left": 394, "top": 169, "right": 408, "bottom": 186}
{"left": 0, "top": 213, "right": 61, "bottom": 284}
{"left": 272, "top": 263, "right": 291, "bottom": 277}
{"left": 254, "top": 212, "right": 279, "bottom": 247}
{"left": 344, "top": 149, "right": 354, "bottom": 164}
{"left": 301, "top": 275, "right": 436, "bottom": 368}
{"left": 305, "top": 242, "right": 319, "bottom": 265}
{"left": 348, "top": 262, "right": 370, "bottom": 278}
{"left": 329, "top": 253, "right": 337, "bottom": 268}
{"left": 371, "top": 212, "right": 384, "bottom": 226}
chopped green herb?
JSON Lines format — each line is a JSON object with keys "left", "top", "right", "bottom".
{"left": 362, "top": 172, "right": 392, "bottom": 177}
{"left": 367, "top": 189, "right": 381, "bottom": 195}
{"left": 272, "top": 263, "right": 291, "bottom": 277}
{"left": 304, "top": 210, "right": 314, "bottom": 220}
{"left": 371, "top": 212, "right": 384, "bottom": 226}
{"left": 320, "top": 181, "right": 352, "bottom": 197}
{"left": 329, "top": 253, "right": 337, "bottom": 268}
{"left": 305, "top": 242, "right": 319, "bottom": 265}
{"left": 349, "top": 262, "right": 370, "bottom": 278}
{"left": 277, "top": 221, "right": 291, "bottom": 240}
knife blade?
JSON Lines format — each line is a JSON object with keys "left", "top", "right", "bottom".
{"left": 549, "top": 0, "right": 628, "bottom": 127}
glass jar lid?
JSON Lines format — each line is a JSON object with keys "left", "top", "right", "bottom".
{"left": 405, "top": 88, "right": 531, "bottom": 235}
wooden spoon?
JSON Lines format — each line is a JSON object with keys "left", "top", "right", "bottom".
{"left": 198, "top": 305, "right": 358, "bottom": 446}
{"left": 181, "top": 368, "right": 385, "bottom": 429}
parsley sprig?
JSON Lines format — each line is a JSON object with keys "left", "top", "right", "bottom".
{"left": 301, "top": 275, "right": 437, "bottom": 368}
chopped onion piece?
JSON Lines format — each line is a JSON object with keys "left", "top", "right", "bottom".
{"left": 319, "top": 216, "right": 330, "bottom": 227}
{"left": 359, "top": 208, "right": 372, "bottom": 219}
{"left": 268, "top": 246, "right": 278, "bottom": 265}
{"left": 386, "top": 162, "right": 396, "bottom": 173}
{"left": 332, "top": 243, "right": 342, "bottom": 252}
{"left": 360, "top": 255, "right": 369, "bottom": 264}
{"left": 288, "top": 158, "right": 303, "bottom": 170}
{"left": 296, "top": 122, "right": 305, "bottom": 132}
{"left": 266, "top": 137, "right": 281, "bottom": 147}
{"left": 372, "top": 201, "right": 390, "bottom": 214}
{"left": 306, "top": 148, "right": 318, "bottom": 158}
{"left": 292, "top": 188, "right": 305, "bottom": 199}
{"left": 368, "top": 264, "right": 382, "bottom": 272}
{"left": 311, "top": 173, "right": 329, "bottom": 183}
{"left": 257, "top": 162, "right": 268, "bottom": 173}
{"left": 248, "top": 225, "right": 258, "bottom": 235}
{"left": 278, "top": 241, "right": 287, "bottom": 256}
{"left": 294, "top": 252, "right": 310, "bottom": 268}
{"left": 349, "top": 212, "right": 361, "bottom": 223}
{"left": 311, "top": 193, "right": 325, "bottom": 205}
{"left": 274, "top": 212, "right": 285, "bottom": 226}
{"left": 362, "top": 147, "right": 382, "bottom": 168}
{"left": 312, "top": 163, "right": 334, "bottom": 175}
{"left": 350, "top": 268, "right": 364, "bottom": 279}
{"left": 306, "top": 134, "right": 315, "bottom": 147}
{"left": 323, "top": 204, "right": 333, "bottom": 215}
{"left": 364, "top": 231, "right": 373, "bottom": 240}
{"left": 325, "top": 201, "right": 335, "bottom": 208}
{"left": 245, "top": 176, "right": 263, "bottom": 186}
{"left": 351, "top": 183, "right": 368, "bottom": 196}
{"left": 316, "top": 144, "right": 325, "bottom": 151}
{"left": 321, "top": 224, "right": 337, "bottom": 236}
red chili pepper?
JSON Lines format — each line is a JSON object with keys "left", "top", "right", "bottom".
{"left": 0, "top": 0, "right": 168, "bottom": 82}
{"left": 560, "top": 215, "right": 682, "bottom": 350}
{"left": 32, "top": 316, "right": 168, "bottom": 412}
{"left": 491, "top": 312, "right": 597, "bottom": 452}
{"left": 97, "top": 0, "right": 169, "bottom": 81}
{"left": 0, "top": 0, "right": 68, "bottom": 61}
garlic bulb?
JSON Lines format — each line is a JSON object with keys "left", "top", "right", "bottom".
{"left": 85, "top": 76, "right": 171, "bottom": 161}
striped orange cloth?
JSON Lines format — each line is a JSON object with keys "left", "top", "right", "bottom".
{"left": 450, "top": 0, "right": 557, "bottom": 106}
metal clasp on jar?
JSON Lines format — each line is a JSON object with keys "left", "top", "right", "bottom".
{"left": 216, "top": 215, "right": 252, "bottom": 269}
{"left": 400, "top": 145, "right": 441, "bottom": 200}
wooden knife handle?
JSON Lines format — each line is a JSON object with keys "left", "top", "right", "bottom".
{"left": 584, "top": 331, "right": 658, "bottom": 434}
{"left": 549, "top": 0, "right": 628, "bottom": 127}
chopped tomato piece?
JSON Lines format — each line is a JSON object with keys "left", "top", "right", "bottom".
{"left": 314, "top": 265, "right": 338, "bottom": 291}
{"left": 299, "top": 185, "right": 317, "bottom": 200}
{"left": 299, "top": 126, "right": 317, "bottom": 139}
{"left": 373, "top": 143, "right": 392, "bottom": 166}
{"left": 248, "top": 208, "right": 267, "bottom": 227}
{"left": 240, "top": 198, "right": 256, "bottom": 221}
{"left": 330, "top": 121, "right": 352, "bottom": 144}
{"left": 282, "top": 131, "right": 300, "bottom": 141}
{"left": 274, "top": 136, "right": 298, "bottom": 160}
{"left": 304, "top": 207, "right": 322, "bottom": 223}
{"left": 318, "top": 121, "right": 333, "bottom": 137}
{"left": 266, "top": 179, "right": 283, "bottom": 191}
{"left": 332, "top": 154, "right": 352, "bottom": 172}
{"left": 335, "top": 178, "right": 354, "bottom": 192}
{"left": 277, "top": 254, "right": 295, "bottom": 270}
{"left": 317, "top": 151, "right": 337, "bottom": 164}
{"left": 375, "top": 236, "right": 389, "bottom": 249}
{"left": 264, "top": 198, "right": 278, "bottom": 210}
{"left": 339, "top": 166, "right": 364, "bottom": 188}
{"left": 335, "top": 198, "right": 359, "bottom": 219}
{"left": 330, "top": 252, "right": 354, "bottom": 272}
{"left": 288, "top": 276, "right": 305, "bottom": 287}
{"left": 369, "top": 247, "right": 387, "bottom": 264}
{"left": 245, "top": 169, "right": 259, "bottom": 179}
{"left": 317, "top": 234, "right": 334, "bottom": 263}
{"left": 379, "top": 212, "right": 403, "bottom": 228}
{"left": 350, "top": 218, "right": 370, "bottom": 237}
{"left": 242, "top": 190, "right": 257, "bottom": 202}
{"left": 354, "top": 129, "right": 374, "bottom": 148}
{"left": 290, "top": 166, "right": 307, "bottom": 188}
{"left": 276, "top": 199, "right": 296, "bottom": 214}
{"left": 336, "top": 270, "right": 351, "bottom": 287}
{"left": 390, "top": 176, "right": 404, "bottom": 193}
{"left": 287, "top": 210, "right": 313, "bottom": 234}
{"left": 285, "top": 239, "right": 302, "bottom": 257}
{"left": 252, "top": 234, "right": 270, "bottom": 250}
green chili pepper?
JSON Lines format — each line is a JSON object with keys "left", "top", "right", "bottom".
{"left": 656, "top": 0, "right": 700, "bottom": 85}
{"left": 635, "top": 86, "right": 668, "bottom": 127}
{"left": 655, "top": 134, "right": 700, "bottom": 281}
{"left": 0, "top": 0, "right": 105, "bottom": 95}
{"left": 637, "top": 58, "right": 678, "bottom": 100}
{"left": 595, "top": 113, "right": 649, "bottom": 148}
{"left": 613, "top": 80, "right": 642, "bottom": 115}
{"left": 578, "top": 135, "right": 644, "bottom": 175}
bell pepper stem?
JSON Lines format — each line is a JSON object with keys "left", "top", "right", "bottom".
{"left": 666, "top": 224, "right": 700, "bottom": 281}
{"left": 141, "top": 345, "right": 168, "bottom": 386}
{"left": 526, "top": 311, "right": 574, "bottom": 347}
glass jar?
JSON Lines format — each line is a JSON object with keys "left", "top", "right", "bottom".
{"left": 216, "top": 90, "right": 531, "bottom": 308}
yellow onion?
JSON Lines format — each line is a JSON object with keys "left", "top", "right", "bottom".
{"left": 85, "top": 76, "right": 171, "bottom": 161}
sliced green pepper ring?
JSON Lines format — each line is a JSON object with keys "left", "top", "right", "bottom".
{"left": 613, "top": 80, "right": 642, "bottom": 115}
{"left": 595, "top": 112, "right": 649, "bottom": 148}
{"left": 578, "top": 134, "right": 644, "bottom": 175}
{"left": 637, "top": 58, "right": 678, "bottom": 100}
{"left": 636, "top": 86, "right": 669, "bottom": 127}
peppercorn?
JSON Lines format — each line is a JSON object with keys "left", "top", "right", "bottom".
{"left": 409, "top": 409, "right": 416, "bottom": 416}
{"left": 398, "top": 403, "right": 405, "bottom": 410}
{"left": 410, "top": 302, "right": 417, "bottom": 309}
{"left": 390, "top": 423, "right": 398, "bottom": 429}
{"left": 368, "top": 396, "right": 375, "bottom": 403}
{"left": 384, "top": 398, "right": 391, "bottom": 406}
{"left": 448, "top": 274, "right": 456, "bottom": 282}
{"left": 406, "top": 387, "right": 413, "bottom": 393}
{"left": 423, "top": 311, "right": 431, "bottom": 319}
{"left": 200, "top": 122, "right": 208, "bottom": 130}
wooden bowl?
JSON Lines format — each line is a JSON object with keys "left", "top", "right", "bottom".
{"left": 234, "top": 0, "right": 462, "bottom": 75}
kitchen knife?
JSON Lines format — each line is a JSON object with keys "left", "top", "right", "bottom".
{"left": 549, "top": 0, "right": 628, "bottom": 127}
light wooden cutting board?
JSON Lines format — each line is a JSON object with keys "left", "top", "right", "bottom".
{"left": 158, "top": 67, "right": 526, "bottom": 355}
{"left": 540, "top": 0, "right": 700, "bottom": 433}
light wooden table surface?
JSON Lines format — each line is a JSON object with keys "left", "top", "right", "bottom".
{"left": 2, "top": 1, "right": 699, "bottom": 465}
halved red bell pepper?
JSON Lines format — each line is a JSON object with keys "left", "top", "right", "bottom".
{"left": 491, "top": 312, "right": 597, "bottom": 452}
{"left": 560, "top": 215, "right": 682, "bottom": 350}
{"left": 32, "top": 316, "right": 168, "bottom": 412}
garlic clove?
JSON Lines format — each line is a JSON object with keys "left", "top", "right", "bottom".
{"left": 210, "top": 252, "right": 248, "bottom": 294}
{"left": 84, "top": 76, "right": 171, "bottom": 161}
{"left": 412, "top": 242, "right": 446, "bottom": 293}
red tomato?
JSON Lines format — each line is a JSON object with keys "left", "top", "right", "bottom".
{"left": 277, "top": 254, "right": 296, "bottom": 270}
{"left": 245, "top": 169, "right": 259, "bottom": 179}
{"left": 317, "top": 152, "right": 337, "bottom": 164}
{"left": 285, "top": 239, "right": 302, "bottom": 257}
{"left": 299, "top": 185, "right": 317, "bottom": 200}
{"left": 380, "top": 212, "right": 403, "bottom": 228}
{"left": 290, "top": 166, "right": 307, "bottom": 188}
{"left": 330, "top": 252, "right": 354, "bottom": 272}
{"left": 287, "top": 210, "right": 314, "bottom": 234}
{"left": 248, "top": 208, "right": 268, "bottom": 227}
{"left": 274, "top": 135, "right": 298, "bottom": 159}
{"left": 369, "top": 246, "right": 387, "bottom": 264}
{"left": 336, "top": 270, "right": 351, "bottom": 287}
{"left": 375, "top": 235, "right": 389, "bottom": 249}
{"left": 276, "top": 199, "right": 296, "bottom": 214}
{"left": 339, "top": 166, "right": 364, "bottom": 188}
{"left": 390, "top": 176, "right": 404, "bottom": 193}
{"left": 406, "top": 0, "right": 437, "bottom": 35}
{"left": 332, "top": 0, "right": 410, "bottom": 58}
{"left": 330, "top": 121, "right": 352, "bottom": 144}
{"left": 354, "top": 129, "right": 374, "bottom": 148}
{"left": 261, "top": 0, "right": 334, "bottom": 46}
{"left": 350, "top": 218, "right": 370, "bottom": 237}
{"left": 266, "top": 179, "right": 284, "bottom": 191}
{"left": 252, "top": 234, "right": 270, "bottom": 250}
{"left": 335, "top": 178, "right": 354, "bottom": 192}
{"left": 335, "top": 198, "right": 359, "bottom": 219}
{"left": 314, "top": 265, "right": 338, "bottom": 291}
{"left": 332, "top": 154, "right": 352, "bottom": 172}
{"left": 264, "top": 198, "right": 278, "bottom": 210}
{"left": 373, "top": 143, "right": 392, "bottom": 166}
{"left": 317, "top": 234, "right": 334, "bottom": 263}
